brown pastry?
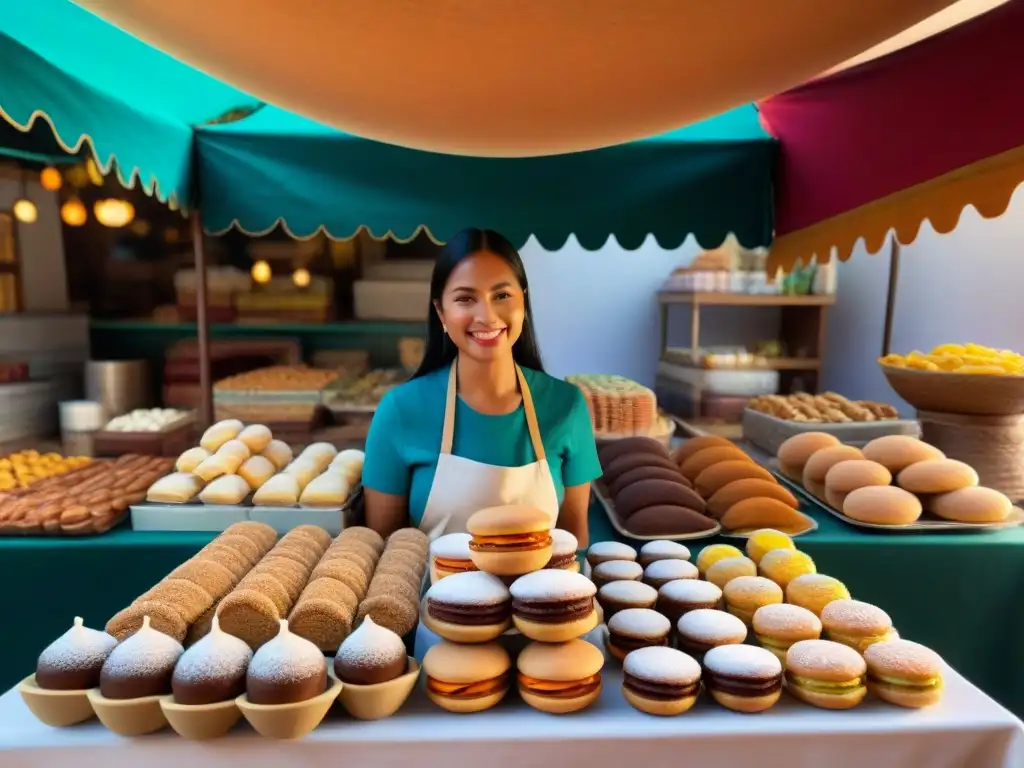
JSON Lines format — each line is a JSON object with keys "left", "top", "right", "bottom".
{"left": 246, "top": 620, "right": 328, "bottom": 705}
{"left": 288, "top": 524, "right": 334, "bottom": 551}
{"left": 621, "top": 505, "right": 718, "bottom": 536}
{"left": 707, "top": 479, "right": 799, "bottom": 519}
{"left": 301, "top": 577, "right": 361, "bottom": 612}
{"left": 36, "top": 617, "right": 117, "bottom": 690}
{"left": 609, "top": 465, "right": 691, "bottom": 497}
{"left": 106, "top": 600, "right": 188, "bottom": 643}
{"left": 216, "top": 589, "right": 281, "bottom": 650}
{"left": 312, "top": 558, "right": 371, "bottom": 598}
{"left": 357, "top": 594, "right": 419, "bottom": 637}
{"left": 254, "top": 556, "right": 309, "bottom": 601}
{"left": 680, "top": 446, "right": 752, "bottom": 482}
{"left": 694, "top": 460, "right": 775, "bottom": 499}
{"left": 719, "top": 498, "right": 815, "bottom": 534}
{"left": 599, "top": 437, "right": 670, "bottom": 469}
{"left": 235, "top": 571, "right": 292, "bottom": 616}
{"left": 614, "top": 480, "right": 706, "bottom": 519}
{"left": 99, "top": 616, "right": 184, "bottom": 699}
{"left": 897, "top": 459, "right": 979, "bottom": 495}
{"left": 137, "top": 579, "right": 214, "bottom": 624}
{"left": 288, "top": 598, "right": 355, "bottom": 651}
{"left": 339, "top": 526, "right": 386, "bottom": 555}
{"left": 671, "top": 435, "right": 734, "bottom": 467}
{"left": 366, "top": 573, "right": 421, "bottom": 607}
{"left": 168, "top": 558, "right": 239, "bottom": 601}
{"left": 171, "top": 616, "right": 253, "bottom": 705}
{"left": 603, "top": 453, "right": 682, "bottom": 484}
{"left": 333, "top": 616, "right": 408, "bottom": 685}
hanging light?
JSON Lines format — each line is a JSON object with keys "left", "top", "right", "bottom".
{"left": 85, "top": 157, "right": 104, "bottom": 186}
{"left": 251, "top": 260, "right": 272, "bottom": 284}
{"left": 130, "top": 219, "right": 151, "bottom": 237}
{"left": 65, "top": 165, "right": 89, "bottom": 188}
{"left": 60, "top": 198, "right": 88, "bottom": 227}
{"left": 40, "top": 167, "right": 63, "bottom": 191}
{"left": 292, "top": 268, "right": 311, "bottom": 288}
{"left": 12, "top": 173, "right": 36, "bottom": 224}
{"left": 93, "top": 199, "right": 135, "bottom": 228}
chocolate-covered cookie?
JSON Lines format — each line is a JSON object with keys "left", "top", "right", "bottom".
{"left": 610, "top": 466, "right": 690, "bottom": 498}
{"left": 599, "top": 437, "right": 670, "bottom": 469}
{"left": 622, "top": 505, "right": 718, "bottom": 536}
{"left": 615, "top": 480, "right": 706, "bottom": 519}
{"left": 603, "top": 453, "right": 681, "bottom": 485}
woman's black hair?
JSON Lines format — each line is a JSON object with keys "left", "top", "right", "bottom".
{"left": 412, "top": 228, "right": 544, "bottom": 378}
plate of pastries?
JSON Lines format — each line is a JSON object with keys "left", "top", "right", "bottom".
{"left": 775, "top": 432, "right": 1023, "bottom": 532}
{"left": 595, "top": 435, "right": 816, "bottom": 540}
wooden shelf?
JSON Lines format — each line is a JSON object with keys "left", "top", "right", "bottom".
{"left": 89, "top": 319, "right": 425, "bottom": 335}
{"left": 661, "top": 352, "right": 821, "bottom": 371}
{"left": 658, "top": 291, "right": 835, "bottom": 307}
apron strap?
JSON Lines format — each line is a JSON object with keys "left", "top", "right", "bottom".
{"left": 440, "top": 360, "right": 546, "bottom": 462}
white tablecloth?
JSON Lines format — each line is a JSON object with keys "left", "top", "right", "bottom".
{"left": 1, "top": 664, "right": 1022, "bottom": 768}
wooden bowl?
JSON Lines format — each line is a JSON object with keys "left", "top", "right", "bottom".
{"left": 18, "top": 675, "right": 95, "bottom": 727}
{"left": 881, "top": 365, "right": 1024, "bottom": 416}
{"left": 160, "top": 696, "right": 242, "bottom": 740}
{"left": 336, "top": 657, "right": 420, "bottom": 720}
{"left": 236, "top": 678, "right": 341, "bottom": 739}
{"left": 86, "top": 689, "right": 168, "bottom": 736}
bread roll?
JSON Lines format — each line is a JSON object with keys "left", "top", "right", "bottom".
{"left": 199, "top": 419, "right": 243, "bottom": 452}
{"left": 299, "top": 472, "right": 352, "bottom": 508}
{"left": 843, "top": 486, "right": 922, "bottom": 526}
{"left": 695, "top": 460, "right": 774, "bottom": 499}
{"left": 193, "top": 454, "right": 234, "bottom": 483}
{"left": 282, "top": 458, "right": 319, "bottom": 490}
{"left": 777, "top": 432, "right": 840, "bottom": 481}
{"left": 175, "top": 446, "right": 211, "bottom": 473}
{"left": 824, "top": 460, "right": 892, "bottom": 494}
{"left": 261, "top": 439, "right": 293, "bottom": 470}
{"left": 862, "top": 436, "right": 944, "bottom": 474}
{"left": 670, "top": 435, "right": 733, "bottom": 467}
{"left": 238, "top": 423, "right": 273, "bottom": 453}
{"left": 707, "top": 479, "right": 798, "bottom": 519}
{"left": 680, "top": 446, "right": 752, "bottom": 482}
{"left": 720, "top": 498, "right": 814, "bottom": 535}
{"left": 216, "top": 438, "right": 251, "bottom": 463}
{"left": 802, "top": 446, "right": 863, "bottom": 486}
{"left": 299, "top": 442, "right": 338, "bottom": 472}
{"left": 599, "top": 437, "right": 670, "bottom": 469}
{"left": 897, "top": 459, "right": 979, "bottom": 495}
{"left": 252, "top": 473, "right": 302, "bottom": 506}
{"left": 199, "top": 474, "right": 251, "bottom": 505}
{"left": 238, "top": 455, "right": 277, "bottom": 490}
{"left": 929, "top": 486, "right": 1011, "bottom": 523}
{"left": 147, "top": 472, "right": 204, "bottom": 504}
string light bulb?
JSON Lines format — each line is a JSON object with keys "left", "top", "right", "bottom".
{"left": 85, "top": 157, "right": 104, "bottom": 186}
{"left": 40, "top": 167, "right": 62, "bottom": 191}
{"left": 12, "top": 198, "right": 38, "bottom": 224}
{"left": 93, "top": 199, "right": 135, "bottom": 228}
{"left": 251, "top": 260, "right": 272, "bottom": 284}
{"left": 292, "top": 268, "right": 311, "bottom": 288}
{"left": 60, "top": 198, "right": 87, "bottom": 227}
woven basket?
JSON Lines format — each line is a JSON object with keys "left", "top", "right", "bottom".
{"left": 881, "top": 365, "right": 1024, "bottom": 416}
{"left": 917, "top": 410, "right": 1024, "bottom": 502}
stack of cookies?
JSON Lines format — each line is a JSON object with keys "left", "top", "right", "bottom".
{"left": 216, "top": 525, "right": 333, "bottom": 649}
{"left": 288, "top": 526, "right": 386, "bottom": 651}
{"left": 106, "top": 521, "right": 279, "bottom": 644}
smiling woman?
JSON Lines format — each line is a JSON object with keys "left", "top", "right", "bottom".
{"left": 362, "top": 229, "right": 601, "bottom": 547}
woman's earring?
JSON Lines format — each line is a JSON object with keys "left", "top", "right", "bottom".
{"left": 442, "top": 325, "right": 448, "bottom": 334}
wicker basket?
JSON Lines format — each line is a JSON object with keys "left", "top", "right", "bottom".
{"left": 881, "top": 365, "right": 1024, "bottom": 416}
{"left": 918, "top": 410, "right": 1024, "bottom": 501}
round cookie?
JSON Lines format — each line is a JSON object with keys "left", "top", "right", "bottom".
{"left": 671, "top": 435, "right": 734, "bottom": 467}
{"left": 598, "top": 437, "right": 670, "bottom": 468}
{"left": 707, "top": 479, "right": 798, "bottom": 520}
{"left": 312, "top": 558, "right": 371, "bottom": 598}
{"left": 592, "top": 558, "right": 643, "bottom": 587}
{"left": 327, "top": 537, "right": 381, "bottom": 565}
{"left": 388, "top": 527, "right": 430, "bottom": 551}
{"left": 216, "top": 589, "right": 281, "bottom": 650}
{"left": 197, "top": 546, "right": 251, "bottom": 580}
{"left": 357, "top": 594, "right": 419, "bottom": 637}
{"left": 643, "top": 558, "right": 699, "bottom": 589}
{"left": 287, "top": 524, "right": 333, "bottom": 551}
{"left": 897, "top": 459, "right": 979, "bottom": 495}
{"left": 614, "top": 480, "right": 705, "bottom": 519}
{"left": 758, "top": 548, "right": 816, "bottom": 589}
{"left": 300, "top": 577, "right": 361, "bottom": 612}
{"left": 254, "top": 556, "right": 310, "bottom": 602}
{"left": 862, "top": 436, "right": 944, "bottom": 474}
{"left": 271, "top": 541, "right": 322, "bottom": 570}
{"left": 366, "top": 573, "right": 422, "bottom": 607}
{"left": 680, "top": 446, "right": 752, "bottom": 483}
{"left": 236, "top": 571, "right": 292, "bottom": 616}
{"left": 288, "top": 598, "right": 355, "bottom": 652}
{"left": 106, "top": 600, "right": 188, "bottom": 643}
{"left": 168, "top": 558, "right": 238, "bottom": 600}
{"left": 222, "top": 521, "right": 278, "bottom": 551}
{"left": 609, "top": 466, "right": 690, "bottom": 498}
{"left": 623, "top": 505, "right": 718, "bottom": 537}
{"left": 338, "top": 526, "right": 386, "bottom": 554}
{"left": 705, "top": 556, "right": 757, "bottom": 589}
{"left": 323, "top": 548, "right": 376, "bottom": 578}
{"left": 603, "top": 453, "right": 681, "bottom": 484}
{"left": 843, "top": 486, "right": 922, "bottom": 526}
{"left": 695, "top": 460, "right": 775, "bottom": 499}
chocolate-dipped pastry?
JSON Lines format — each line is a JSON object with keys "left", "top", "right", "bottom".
{"left": 172, "top": 616, "right": 253, "bottom": 705}
{"left": 598, "top": 437, "right": 670, "bottom": 469}
{"left": 99, "top": 616, "right": 184, "bottom": 699}
{"left": 614, "top": 480, "right": 706, "bottom": 519}
{"left": 602, "top": 453, "right": 680, "bottom": 485}
{"left": 622, "top": 505, "right": 718, "bottom": 536}
{"left": 246, "top": 619, "right": 328, "bottom": 705}
{"left": 610, "top": 466, "right": 690, "bottom": 498}
{"left": 334, "top": 617, "right": 407, "bottom": 685}
{"left": 36, "top": 616, "right": 117, "bottom": 690}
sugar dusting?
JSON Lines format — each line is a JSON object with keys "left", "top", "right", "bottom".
{"left": 863, "top": 639, "right": 944, "bottom": 678}
{"left": 102, "top": 616, "right": 183, "bottom": 678}
{"left": 426, "top": 571, "right": 510, "bottom": 605}
{"left": 509, "top": 569, "right": 597, "bottom": 601}
{"left": 645, "top": 559, "right": 698, "bottom": 580}
{"left": 249, "top": 619, "right": 326, "bottom": 683}
{"left": 704, "top": 644, "right": 782, "bottom": 678}
{"left": 38, "top": 616, "right": 117, "bottom": 672}
{"left": 599, "top": 580, "right": 657, "bottom": 603}
{"left": 623, "top": 646, "right": 701, "bottom": 684}
{"left": 676, "top": 609, "right": 746, "bottom": 642}
{"left": 608, "top": 608, "right": 671, "bottom": 638}
{"left": 659, "top": 579, "right": 722, "bottom": 603}
{"left": 786, "top": 639, "right": 865, "bottom": 676}
{"left": 820, "top": 599, "right": 891, "bottom": 631}
{"left": 173, "top": 616, "right": 252, "bottom": 683}
{"left": 640, "top": 540, "right": 691, "bottom": 560}
{"left": 588, "top": 542, "right": 637, "bottom": 560}
{"left": 429, "top": 533, "right": 472, "bottom": 560}
{"left": 751, "top": 603, "right": 821, "bottom": 634}
{"left": 336, "top": 617, "right": 406, "bottom": 670}
{"left": 593, "top": 560, "right": 643, "bottom": 580}
{"left": 549, "top": 529, "right": 579, "bottom": 556}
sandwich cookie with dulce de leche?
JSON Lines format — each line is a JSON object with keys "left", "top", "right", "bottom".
{"left": 422, "top": 571, "right": 513, "bottom": 643}
{"left": 621, "top": 646, "right": 702, "bottom": 716}
{"left": 509, "top": 569, "right": 598, "bottom": 642}
{"left": 429, "top": 533, "right": 476, "bottom": 583}
{"left": 606, "top": 608, "right": 671, "bottom": 661}
{"left": 467, "top": 506, "right": 553, "bottom": 576}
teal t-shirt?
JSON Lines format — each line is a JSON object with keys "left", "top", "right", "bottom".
{"left": 362, "top": 366, "right": 601, "bottom": 525}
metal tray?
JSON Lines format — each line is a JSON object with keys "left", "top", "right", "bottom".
{"left": 742, "top": 408, "right": 919, "bottom": 455}
{"left": 718, "top": 513, "right": 818, "bottom": 540}
{"left": 768, "top": 461, "right": 1024, "bottom": 534}
{"left": 592, "top": 483, "right": 720, "bottom": 542}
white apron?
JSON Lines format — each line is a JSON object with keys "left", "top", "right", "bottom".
{"left": 415, "top": 361, "right": 560, "bottom": 660}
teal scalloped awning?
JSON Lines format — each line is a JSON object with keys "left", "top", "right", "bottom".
{"left": 196, "top": 104, "right": 776, "bottom": 250}
{"left": 0, "top": 0, "right": 257, "bottom": 205}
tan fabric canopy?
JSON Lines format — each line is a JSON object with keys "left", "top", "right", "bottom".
{"left": 75, "top": 0, "right": 954, "bottom": 157}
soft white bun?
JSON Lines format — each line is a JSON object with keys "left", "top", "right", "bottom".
{"left": 260, "top": 440, "right": 293, "bottom": 470}
{"left": 175, "top": 446, "right": 210, "bottom": 473}
{"left": 237, "top": 424, "right": 273, "bottom": 454}
{"left": 199, "top": 474, "right": 250, "bottom": 505}
{"left": 199, "top": 419, "right": 243, "bottom": 452}
{"left": 252, "top": 473, "right": 301, "bottom": 506}
{"left": 146, "top": 472, "right": 203, "bottom": 503}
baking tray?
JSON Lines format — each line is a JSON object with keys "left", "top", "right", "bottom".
{"left": 717, "top": 513, "right": 819, "bottom": 540}
{"left": 742, "top": 408, "right": 919, "bottom": 455}
{"left": 592, "top": 483, "right": 720, "bottom": 542}
{"left": 131, "top": 502, "right": 249, "bottom": 532}
{"left": 767, "top": 462, "right": 1024, "bottom": 534}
